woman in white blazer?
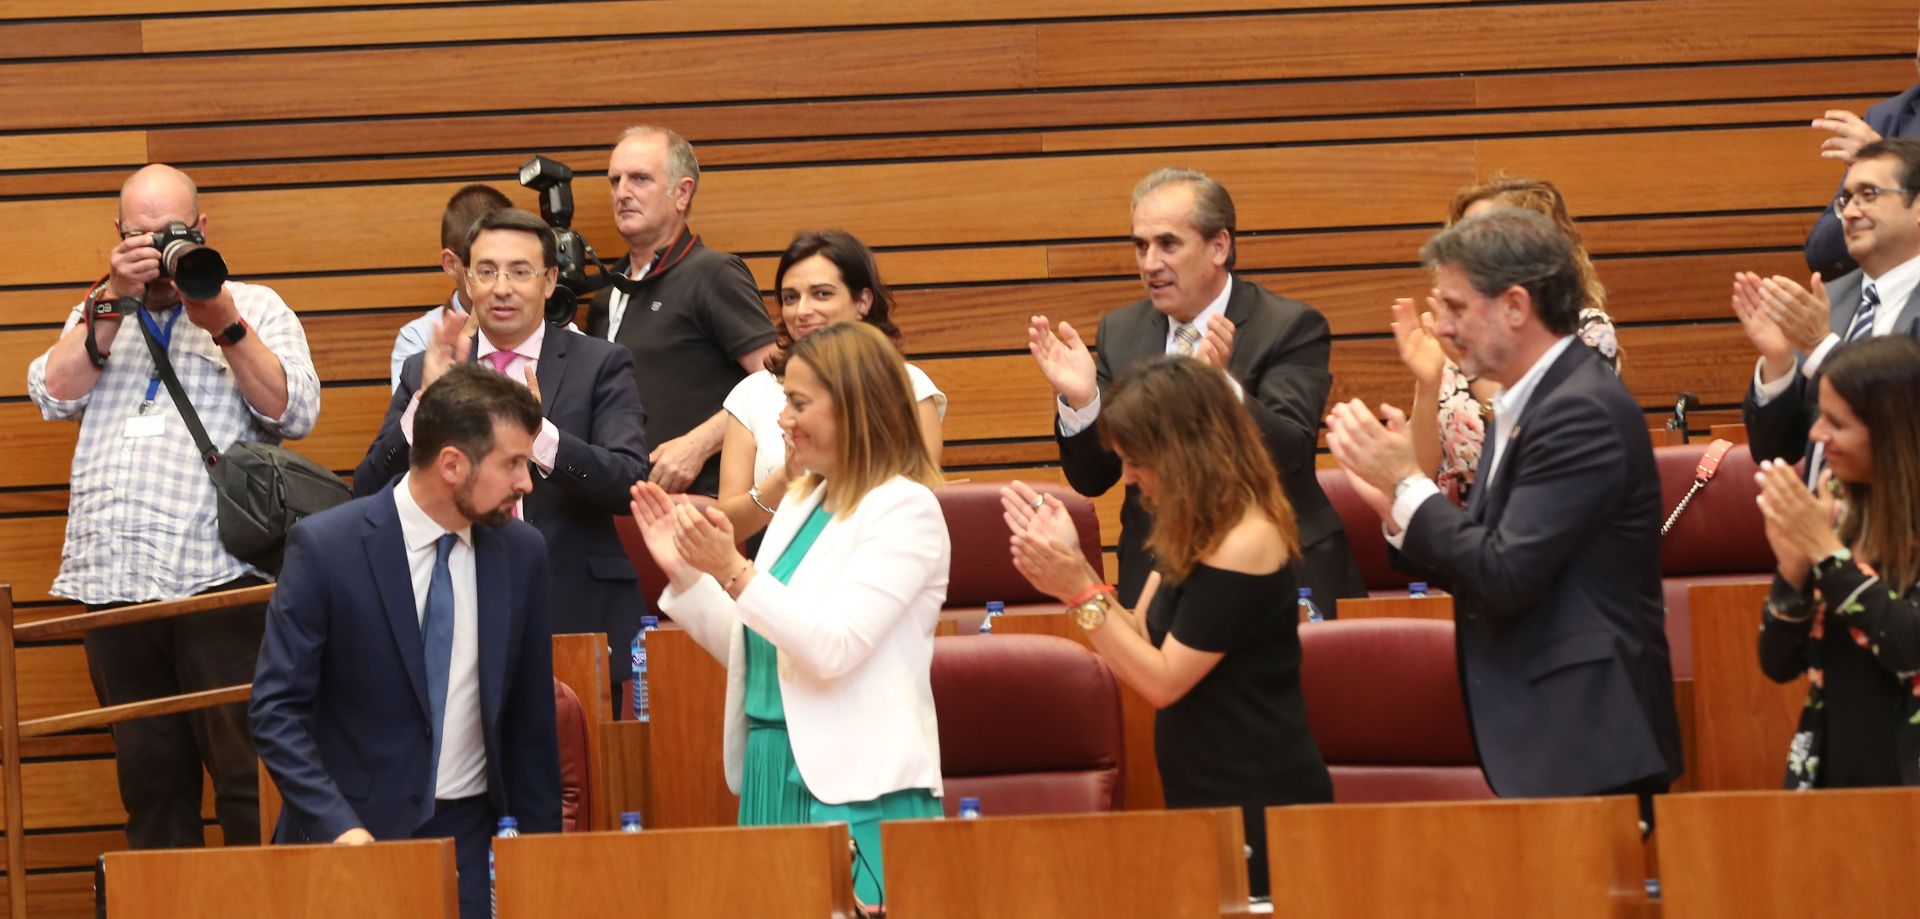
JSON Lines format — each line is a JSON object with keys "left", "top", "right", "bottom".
{"left": 630, "top": 321, "right": 948, "bottom": 907}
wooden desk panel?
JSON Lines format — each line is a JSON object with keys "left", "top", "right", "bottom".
{"left": 1687, "top": 582, "right": 1801, "bottom": 790}
{"left": 1657, "top": 788, "right": 1920, "bottom": 919}
{"left": 643, "top": 627, "right": 738, "bottom": 829}
{"left": 494, "top": 824, "right": 853, "bottom": 917}
{"left": 883, "top": 808, "right": 1249, "bottom": 918}
{"left": 1333, "top": 595, "right": 1455, "bottom": 621}
{"left": 102, "top": 839, "right": 457, "bottom": 919}
{"left": 1268, "top": 796, "right": 1648, "bottom": 918}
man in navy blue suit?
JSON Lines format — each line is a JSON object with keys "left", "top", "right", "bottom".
{"left": 1325, "top": 208, "right": 1683, "bottom": 821}
{"left": 251, "top": 363, "right": 561, "bottom": 919}
{"left": 356, "top": 208, "right": 651, "bottom": 678}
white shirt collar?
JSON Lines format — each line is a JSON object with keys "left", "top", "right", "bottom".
{"left": 1490, "top": 334, "right": 1578, "bottom": 423}
{"left": 392, "top": 472, "right": 472, "bottom": 554}
{"left": 1164, "top": 272, "right": 1233, "bottom": 352}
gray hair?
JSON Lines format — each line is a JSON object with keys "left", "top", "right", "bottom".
{"left": 1419, "top": 207, "right": 1581, "bottom": 336}
{"left": 1131, "top": 167, "right": 1237, "bottom": 269}
{"left": 616, "top": 125, "right": 702, "bottom": 210}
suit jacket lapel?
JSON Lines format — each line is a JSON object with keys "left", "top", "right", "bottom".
{"left": 473, "top": 526, "right": 512, "bottom": 732}
{"left": 1890, "top": 279, "right": 1920, "bottom": 340}
{"left": 1471, "top": 344, "right": 1585, "bottom": 524}
{"left": 535, "top": 324, "right": 570, "bottom": 421}
{"left": 1825, "top": 271, "right": 1865, "bottom": 338}
{"left": 363, "top": 489, "right": 431, "bottom": 721}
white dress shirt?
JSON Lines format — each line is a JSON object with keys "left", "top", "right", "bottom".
{"left": 1752, "top": 251, "right": 1920, "bottom": 402}
{"left": 392, "top": 473, "right": 487, "bottom": 800}
{"left": 1057, "top": 273, "right": 1235, "bottom": 436}
{"left": 1387, "top": 335, "right": 1577, "bottom": 546}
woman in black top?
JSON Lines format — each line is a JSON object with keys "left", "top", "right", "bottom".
{"left": 1003, "top": 356, "right": 1332, "bottom": 898}
{"left": 1757, "top": 336, "right": 1920, "bottom": 789}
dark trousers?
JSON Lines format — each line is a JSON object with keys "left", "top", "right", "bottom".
{"left": 417, "top": 795, "right": 494, "bottom": 919}
{"left": 84, "top": 576, "right": 266, "bottom": 849}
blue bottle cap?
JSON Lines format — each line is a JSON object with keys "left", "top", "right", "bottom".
{"left": 497, "top": 816, "right": 518, "bottom": 829}
{"left": 985, "top": 601, "right": 1004, "bottom": 614}
{"left": 959, "top": 796, "right": 980, "bottom": 810}
{"left": 1298, "top": 587, "right": 1312, "bottom": 599}
{"left": 620, "top": 811, "right": 641, "bottom": 824}
{"left": 1410, "top": 582, "right": 1428, "bottom": 593}
{"left": 640, "top": 615, "right": 660, "bottom": 628}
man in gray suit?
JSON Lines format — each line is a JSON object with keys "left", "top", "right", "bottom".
{"left": 1739, "top": 138, "right": 1920, "bottom": 475}
{"left": 1028, "top": 167, "right": 1363, "bottom": 613}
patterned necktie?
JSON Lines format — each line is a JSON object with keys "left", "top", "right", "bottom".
{"left": 485, "top": 349, "right": 518, "bottom": 374}
{"left": 422, "top": 532, "right": 457, "bottom": 810}
{"left": 1172, "top": 323, "right": 1201, "bottom": 356}
{"left": 1846, "top": 283, "right": 1880, "bottom": 343}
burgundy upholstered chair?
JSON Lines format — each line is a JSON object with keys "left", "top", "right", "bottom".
{"left": 935, "top": 482, "right": 1103, "bottom": 607}
{"left": 1299, "top": 618, "right": 1494, "bottom": 803}
{"left": 1653, "top": 442, "right": 1773, "bottom": 680}
{"left": 930, "top": 633, "right": 1125, "bottom": 815}
{"left": 1317, "top": 466, "right": 1413, "bottom": 594}
{"left": 553, "top": 678, "right": 593, "bottom": 831}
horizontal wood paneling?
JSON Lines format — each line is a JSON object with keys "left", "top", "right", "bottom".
{"left": 0, "top": 4, "right": 1894, "bottom": 908}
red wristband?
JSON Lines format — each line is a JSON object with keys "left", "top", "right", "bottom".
{"left": 1067, "top": 583, "right": 1116, "bottom": 607}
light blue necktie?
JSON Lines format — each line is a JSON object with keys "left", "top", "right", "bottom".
{"left": 422, "top": 532, "right": 457, "bottom": 808}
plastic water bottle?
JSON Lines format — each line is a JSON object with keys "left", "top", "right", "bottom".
{"left": 1298, "top": 588, "right": 1324, "bottom": 623}
{"left": 619, "top": 811, "right": 643, "bottom": 833}
{"left": 958, "top": 796, "right": 982, "bottom": 820}
{"left": 978, "top": 600, "right": 1004, "bottom": 635}
{"left": 1409, "top": 581, "right": 1429, "bottom": 599}
{"left": 632, "top": 615, "right": 659, "bottom": 722}
{"left": 490, "top": 816, "right": 519, "bottom": 918}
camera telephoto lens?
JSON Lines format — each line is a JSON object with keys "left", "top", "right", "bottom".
{"left": 167, "top": 244, "right": 228, "bottom": 301}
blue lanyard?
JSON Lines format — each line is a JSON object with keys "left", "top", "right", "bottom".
{"left": 139, "top": 306, "right": 183, "bottom": 403}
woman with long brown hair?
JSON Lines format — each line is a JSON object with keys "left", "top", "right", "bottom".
{"left": 1757, "top": 335, "right": 1920, "bottom": 788}
{"left": 1389, "top": 175, "right": 1621, "bottom": 503}
{"left": 1002, "top": 356, "right": 1332, "bottom": 898}
{"left": 631, "top": 321, "right": 947, "bottom": 906}
{"left": 715, "top": 229, "right": 944, "bottom": 538}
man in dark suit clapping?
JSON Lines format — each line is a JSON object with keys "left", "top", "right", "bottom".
{"left": 1028, "top": 167, "right": 1363, "bottom": 613}
{"left": 1326, "top": 207, "right": 1684, "bottom": 816}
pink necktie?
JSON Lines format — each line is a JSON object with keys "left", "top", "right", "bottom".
{"left": 486, "top": 350, "right": 517, "bottom": 374}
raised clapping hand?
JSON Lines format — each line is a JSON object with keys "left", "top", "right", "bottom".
{"left": 1027, "top": 315, "right": 1097, "bottom": 409}
{"left": 1731, "top": 272, "right": 1796, "bottom": 366}
{"left": 1390, "top": 295, "right": 1448, "bottom": 391}
{"left": 1745, "top": 273, "right": 1832, "bottom": 355}
{"left": 630, "top": 482, "right": 701, "bottom": 592}
{"left": 1324, "top": 399, "right": 1422, "bottom": 528}
{"left": 1192, "top": 315, "right": 1235, "bottom": 370}
{"left": 1812, "top": 109, "right": 1883, "bottom": 164}
{"left": 1000, "top": 480, "right": 1098, "bottom": 603}
{"left": 421, "top": 303, "right": 472, "bottom": 391}
{"left": 1754, "top": 460, "right": 1845, "bottom": 586}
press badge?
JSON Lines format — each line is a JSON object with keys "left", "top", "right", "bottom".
{"left": 124, "top": 405, "right": 166, "bottom": 438}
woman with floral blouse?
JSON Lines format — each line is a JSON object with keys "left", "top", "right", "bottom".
{"left": 1756, "top": 336, "right": 1920, "bottom": 789}
{"left": 1389, "top": 176, "right": 1621, "bottom": 504}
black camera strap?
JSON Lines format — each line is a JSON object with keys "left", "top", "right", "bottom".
{"left": 135, "top": 312, "right": 223, "bottom": 470}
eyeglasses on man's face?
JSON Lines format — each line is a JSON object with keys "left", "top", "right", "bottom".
{"left": 467, "top": 265, "right": 546, "bottom": 286}
{"left": 1832, "top": 184, "right": 1918, "bottom": 216}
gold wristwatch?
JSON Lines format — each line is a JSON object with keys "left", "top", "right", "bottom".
{"left": 1069, "top": 591, "right": 1113, "bottom": 631}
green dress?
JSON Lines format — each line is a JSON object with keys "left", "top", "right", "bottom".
{"left": 738, "top": 503, "right": 941, "bottom": 906}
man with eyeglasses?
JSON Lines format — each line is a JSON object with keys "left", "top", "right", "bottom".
{"left": 25, "top": 163, "right": 321, "bottom": 850}
{"left": 1738, "top": 138, "right": 1920, "bottom": 476}
{"left": 356, "top": 207, "right": 651, "bottom": 674}
{"left": 1803, "top": 16, "right": 1920, "bottom": 279}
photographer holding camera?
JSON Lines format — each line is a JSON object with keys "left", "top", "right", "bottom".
{"left": 26, "top": 164, "right": 321, "bottom": 850}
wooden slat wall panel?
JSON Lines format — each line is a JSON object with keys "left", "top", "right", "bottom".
{"left": 0, "top": 3, "right": 1898, "bottom": 910}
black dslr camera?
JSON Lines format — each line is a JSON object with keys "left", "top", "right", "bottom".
{"left": 518, "top": 156, "right": 612, "bottom": 324}
{"left": 147, "top": 221, "right": 228, "bottom": 301}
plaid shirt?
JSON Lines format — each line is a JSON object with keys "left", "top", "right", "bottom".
{"left": 25, "top": 281, "right": 321, "bottom": 604}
